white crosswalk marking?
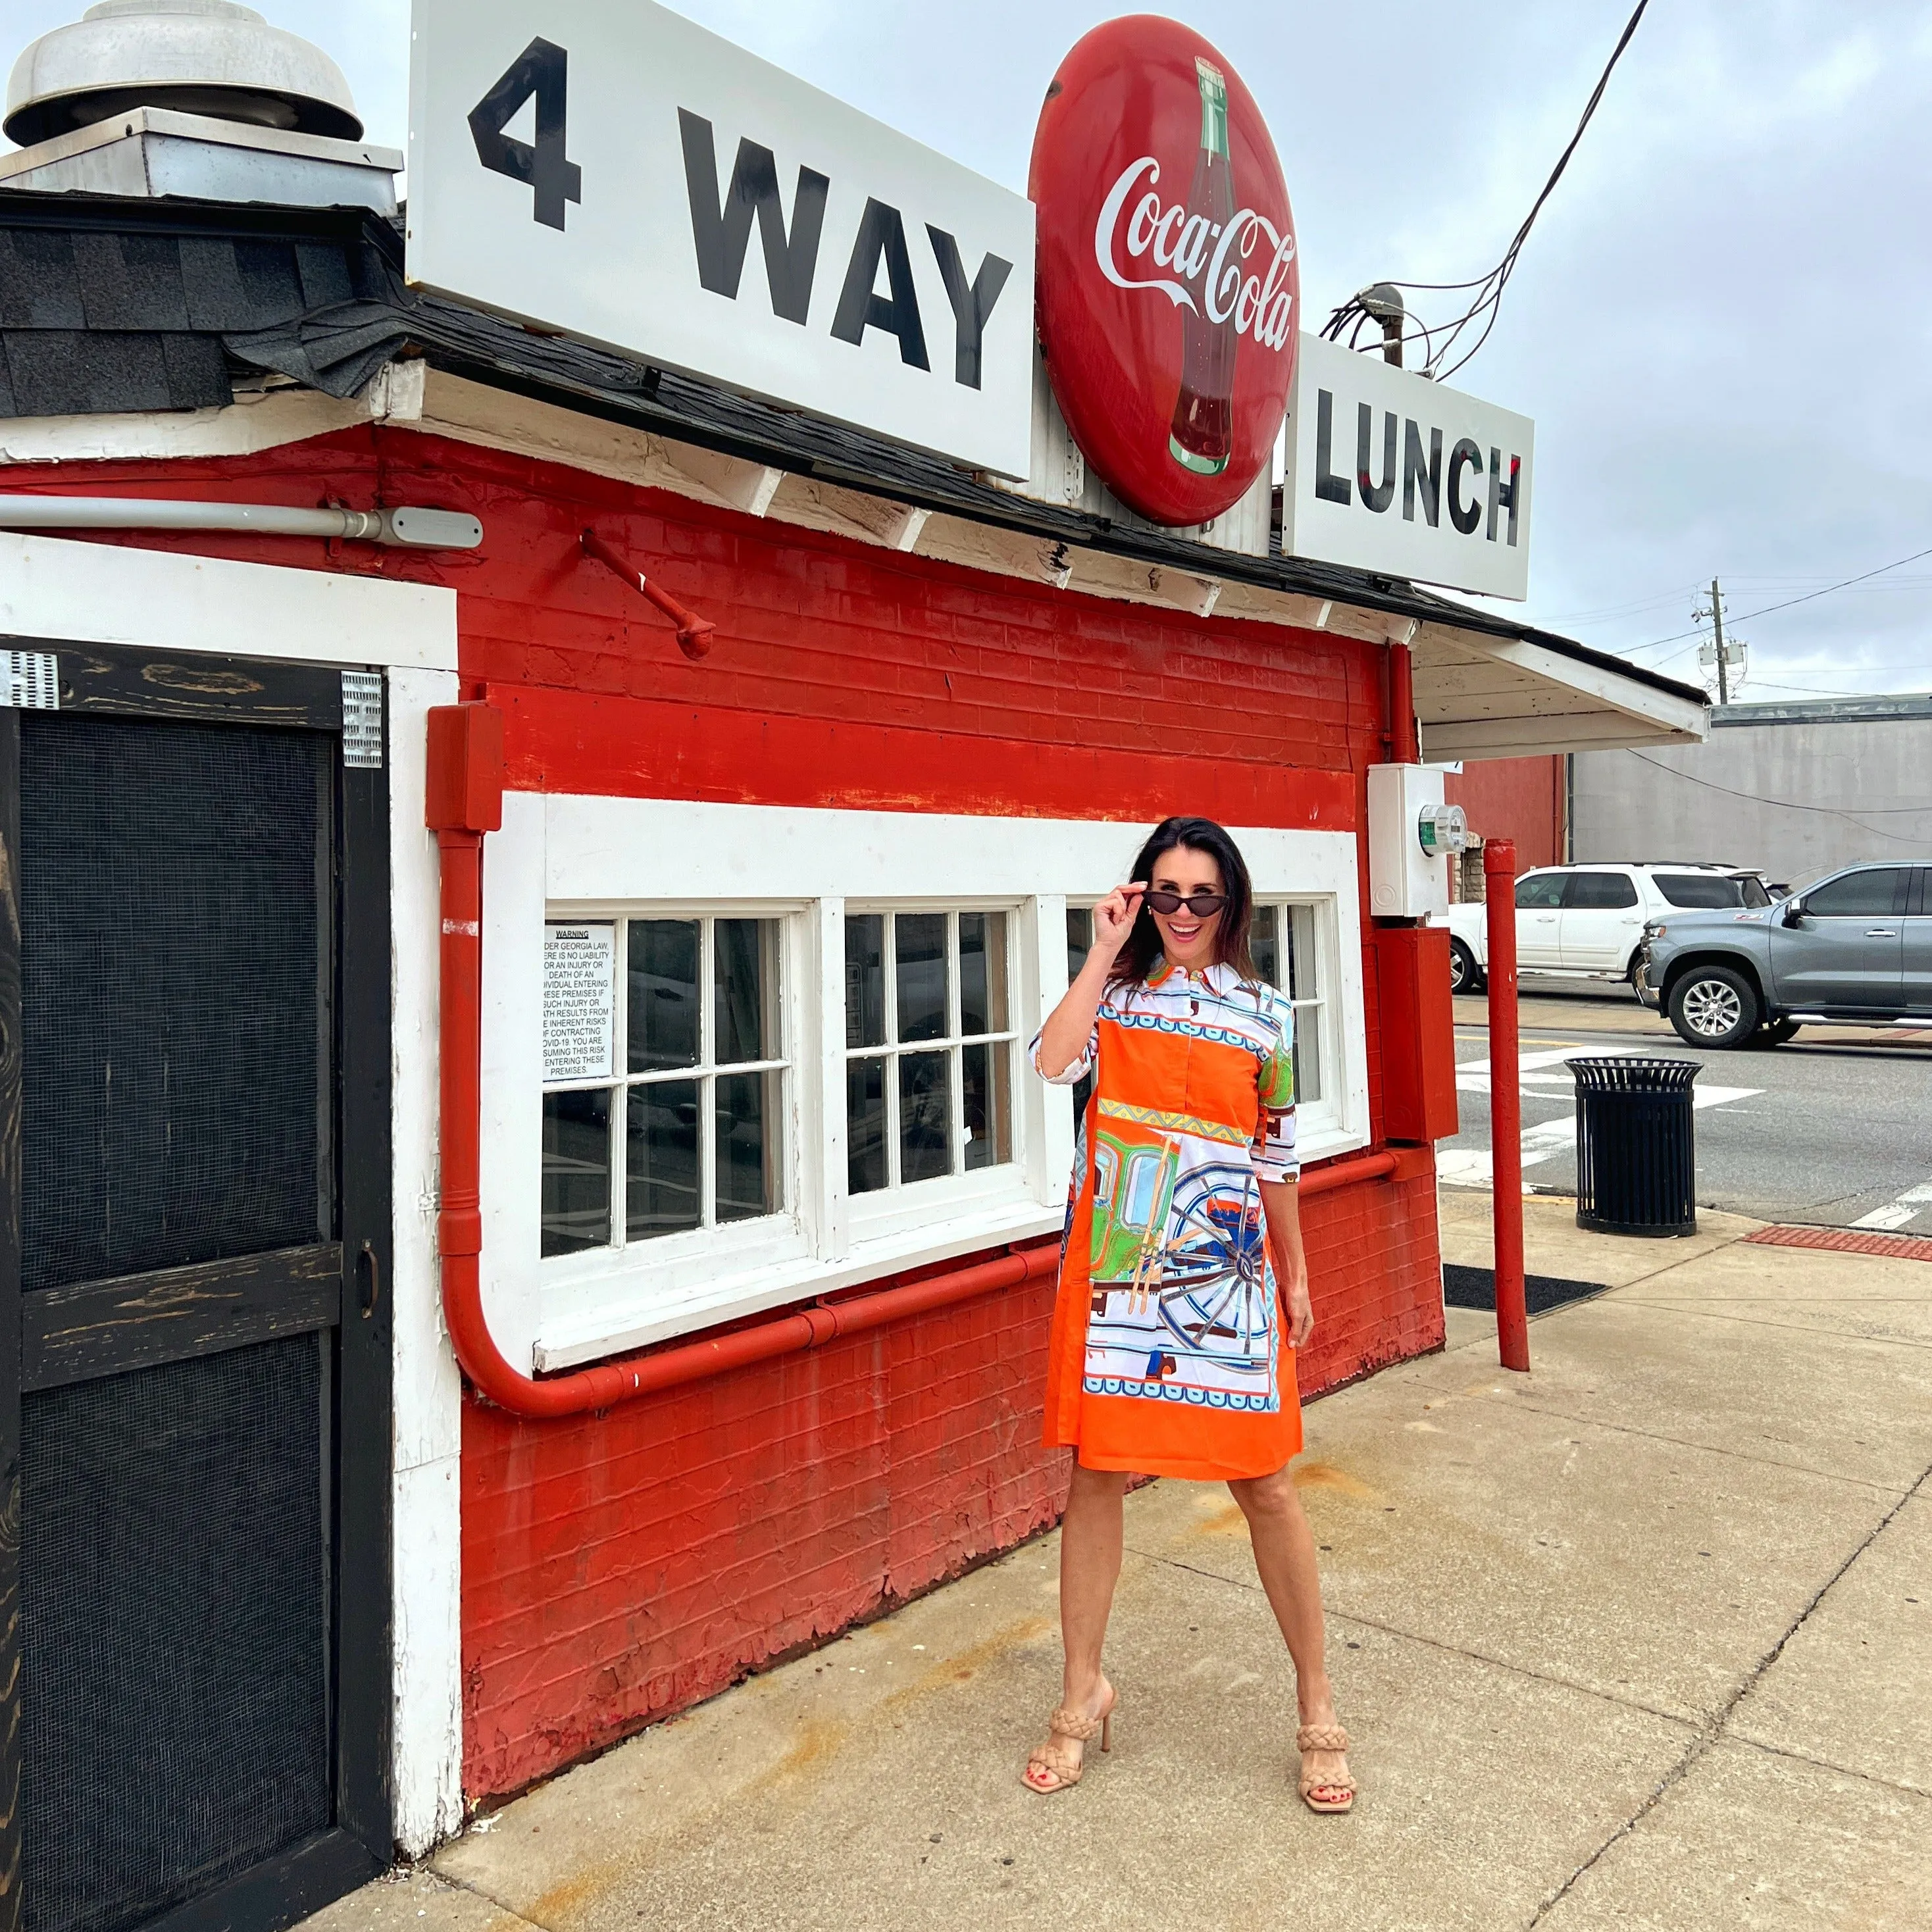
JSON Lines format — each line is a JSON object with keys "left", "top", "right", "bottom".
{"left": 1852, "top": 1180, "right": 1932, "bottom": 1232}
{"left": 1444, "top": 1046, "right": 1760, "bottom": 1191}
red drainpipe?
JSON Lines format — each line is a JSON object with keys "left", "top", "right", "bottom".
{"left": 425, "top": 703, "right": 1418, "bottom": 1419}
{"left": 1388, "top": 639, "right": 1419, "bottom": 765}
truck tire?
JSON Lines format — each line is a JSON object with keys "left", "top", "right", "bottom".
{"left": 1449, "top": 938, "right": 1483, "bottom": 996}
{"left": 1667, "top": 965, "right": 1759, "bottom": 1048}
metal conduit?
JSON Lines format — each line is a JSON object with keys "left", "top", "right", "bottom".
{"left": 0, "top": 494, "right": 483, "bottom": 548}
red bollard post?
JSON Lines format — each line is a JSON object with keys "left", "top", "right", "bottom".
{"left": 1484, "top": 838, "right": 1530, "bottom": 1372}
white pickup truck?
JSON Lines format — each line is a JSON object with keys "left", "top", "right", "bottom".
{"left": 1435, "top": 861, "right": 1775, "bottom": 995}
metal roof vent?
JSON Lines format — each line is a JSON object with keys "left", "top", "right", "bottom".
{"left": 4, "top": 0, "right": 363, "bottom": 147}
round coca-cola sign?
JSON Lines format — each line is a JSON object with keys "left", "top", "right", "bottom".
{"left": 1030, "top": 17, "right": 1298, "bottom": 528}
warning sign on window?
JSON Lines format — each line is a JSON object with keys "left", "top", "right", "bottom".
{"left": 543, "top": 924, "right": 616, "bottom": 1082}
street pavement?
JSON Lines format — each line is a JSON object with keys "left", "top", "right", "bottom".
{"left": 1445, "top": 984, "right": 1932, "bottom": 1232}
{"left": 305, "top": 1195, "right": 1932, "bottom": 1932}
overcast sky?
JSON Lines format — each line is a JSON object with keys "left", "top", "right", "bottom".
{"left": 11, "top": 0, "right": 1931, "bottom": 701}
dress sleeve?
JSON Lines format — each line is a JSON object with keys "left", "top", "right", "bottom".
{"left": 1029, "top": 1017, "right": 1096, "bottom": 1086}
{"left": 1251, "top": 991, "right": 1299, "bottom": 1183}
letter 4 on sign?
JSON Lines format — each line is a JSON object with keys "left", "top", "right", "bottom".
{"left": 468, "top": 38, "right": 582, "bottom": 231}
{"left": 407, "top": 0, "right": 1035, "bottom": 477}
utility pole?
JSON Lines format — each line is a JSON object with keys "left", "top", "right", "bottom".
{"left": 1709, "top": 577, "right": 1729, "bottom": 706}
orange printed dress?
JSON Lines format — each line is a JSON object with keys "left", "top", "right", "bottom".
{"left": 1030, "top": 959, "right": 1301, "bottom": 1481}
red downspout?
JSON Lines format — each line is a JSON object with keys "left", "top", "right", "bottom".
{"left": 1484, "top": 838, "right": 1529, "bottom": 1371}
{"left": 427, "top": 703, "right": 1415, "bottom": 1419}
{"left": 1388, "top": 640, "right": 1419, "bottom": 765}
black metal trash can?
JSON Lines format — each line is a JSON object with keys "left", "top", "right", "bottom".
{"left": 1568, "top": 1057, "right": 1700, "bottom": 1237}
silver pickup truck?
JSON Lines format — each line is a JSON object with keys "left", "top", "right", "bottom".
{"left": 1640, "top": 861, "right": 1932, "bottom": 1048}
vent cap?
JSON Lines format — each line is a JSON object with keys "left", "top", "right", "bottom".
{"left": 5, "top": 1, "right": 361, "bottom": 147}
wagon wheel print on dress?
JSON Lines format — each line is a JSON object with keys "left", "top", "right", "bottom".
{"left": 1156, "top": 1163, "right": 1271, "bottom": 1365}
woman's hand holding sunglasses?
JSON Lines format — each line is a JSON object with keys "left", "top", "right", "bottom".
{"left": 1091, "top": 882, "right": 1146, "bottom": 955}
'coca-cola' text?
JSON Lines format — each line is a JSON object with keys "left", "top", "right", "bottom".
{"left": 1094, "top": 156, "right": 1294, "bottom": 349}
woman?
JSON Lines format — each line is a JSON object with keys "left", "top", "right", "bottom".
{"left": 1023, "top": 816, "right": 1354, "bottom": 1812}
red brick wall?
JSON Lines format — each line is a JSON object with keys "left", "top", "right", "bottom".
{"left": 460, "top": 1173, "right": 1440, "bottom": 1800}
{"left": 1445, "top": 755, "right": 1565, "bottom": 869}
{"left": 5, "top": 430, "right": 1447, "bottom": 1802}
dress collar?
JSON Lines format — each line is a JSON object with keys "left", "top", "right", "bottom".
{"left": 1147, "top": 956, "right": 1238, "bottom": 995}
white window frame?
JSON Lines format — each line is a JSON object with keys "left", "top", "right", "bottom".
{"left": 479, "top": 796, "right": 1369, "bottom": 1372}
{"left": 538, "top": 905, "right": 807, "bottom": 1265}
{"left": 842, "top": 902, "right": 1025, "bottom": 1245}
{"left": 1250, "top": 896, "right": 1345, "bottom": 1146}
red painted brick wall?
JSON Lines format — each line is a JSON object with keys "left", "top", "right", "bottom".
{"left": 1446, "top": 755, "right": 1565, "bottom": 870}
{"left": 5, "top": 430, "right": 1447, "bottom": 1802}
{"left": 461, "top": 1174, "right": 1441, "bottom": 1800}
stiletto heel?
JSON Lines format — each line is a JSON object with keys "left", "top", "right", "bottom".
{"left": 1022, "top": 1687, "right": 1117, "bottom": 1793}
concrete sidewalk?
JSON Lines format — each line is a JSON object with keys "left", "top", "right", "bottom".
{"left": 313, "top": 1196, "right": 1932, "bottom": 1932}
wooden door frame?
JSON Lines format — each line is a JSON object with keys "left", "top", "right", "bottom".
{"left": 0, "top": 634, "right": 395, "bottom": 1932}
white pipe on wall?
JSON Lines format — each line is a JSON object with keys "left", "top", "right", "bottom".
{"left": 0, "top": 496, "right": 482, "bottom": 549}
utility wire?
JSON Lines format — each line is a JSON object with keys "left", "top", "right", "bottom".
{"left": 1321, "top": 0, "right": 1650, "bottom": 380}
{"left": 1625, "top": 542, "right": 1932, "bottom": 657}
{"left": 1621, "top": 750, "right": 1932, "bottom": 844}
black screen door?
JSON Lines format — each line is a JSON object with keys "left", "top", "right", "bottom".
{"left": 0, "top": 639, "right": 393, "bottom": 1932}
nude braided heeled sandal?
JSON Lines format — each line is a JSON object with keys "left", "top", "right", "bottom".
{"left": 1021, "top": 1690, "right": 1116, "bottom": 1794}
{"left": 1296, "top": 1722, "right": 1355, "bottom": 1813}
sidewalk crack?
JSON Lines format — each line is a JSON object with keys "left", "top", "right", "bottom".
{"left": 1523, "top": 1454, "right": 1932, "bottom": 1927}
{"left": 427, "top": 1866, "right": 553, "bottom": 1931}
{"left": 1122, "top": 1544, "right": 1698, "bottom": 1731}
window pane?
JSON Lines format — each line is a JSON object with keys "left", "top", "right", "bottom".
{"left": 895, "top": 913, "right": 948, "bottom": 1042}
{"left": 898, "top": 1050, "right": 953, "bottom": 1182}
{"left": 847, "top": 1057, "right": 888, "bottom": 1194}
{"left": 959, "top": 911, "right": 1007, "bottom": 1036}
{"left": 1250, "top": 903, "right": 1279, "bottom": 986}
{"left": 1067, "top": 907, "right": 1096, "bottom": 1127}
{"left": 715, "top": 1069, "right": 782, "bottom": 1223}
{"left": 963, "top": 1040, "right": 1011, "bottom": 1171}
{"left": 1569, "top": 871, "right": 1640, "bottom": 909}
{"left": 1287, "top": 904, "right": 1323, "bottom": 1104}
{"left": 846, "top": 915, "right": 885, "bottom": 1049}
{"left": 1804, "top": 869, "right": 1906, "bottom": 918}
{"left": 1066, "top": 905, "right": 1093, "bottom": 983}
{"left": 626, "top": 1079, "right": 701, "bottom": 1240}
{"left": 541, "top": 1088, "right": 611, "bottom": 1256}
{"left": 1515, "top": 874, "right": 1567, "bottom": 909}
{"left": 715, "top": 917, "right": 780, "bottom": 1065}
{"left": 628, "top": 919, "right": 700, "bottom": 1071}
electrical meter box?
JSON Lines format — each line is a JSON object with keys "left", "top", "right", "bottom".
{"left": 1367, "top": 764, "right": 1468, "bottom": 919}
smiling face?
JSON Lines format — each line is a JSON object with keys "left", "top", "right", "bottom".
{"left": 1149, "top": 843, "right": 1225, "bottom": 972}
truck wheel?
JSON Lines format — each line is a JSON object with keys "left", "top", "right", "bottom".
{"left": 1667, "top": 965, "right": 1759, "bottom": 1048}
{"left": 1748, "top": 1018, "right": 1800, "bottom": 1048}
{"left": 1449, "top": 938, "right": 1483, "bottom": 996}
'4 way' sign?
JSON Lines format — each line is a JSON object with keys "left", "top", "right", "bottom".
{"left": 409, "top": 0, "right": 1034, "bottom": 478}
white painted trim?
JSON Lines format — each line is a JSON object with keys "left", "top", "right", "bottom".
{"left": 386, "top": 665, "right": 465, "bottom": 1855}
{"left": 480, "top": 796, "right": 1369, "bottom": 1367}
{"left": 0, "top": 383, "right": 380, "bottom": 465}
{"left": 0, "top": 530, "right": 458, "bottom": 671}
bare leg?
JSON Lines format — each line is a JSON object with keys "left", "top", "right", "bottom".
{"left": 1228, "top": 1467, "right": 1350, "bottom": 1800}
{"left": 1024, "top": 1460, "right": 1129, "bottom": 1791}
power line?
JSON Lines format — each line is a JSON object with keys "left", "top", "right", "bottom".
{"left": 1320, "top": 0, "right": 1651, "bottom": 380}
{"left": 1625, "top": 542, "right": 1932, "bottom": 657}
{"left": 1621, "top": 750, "right": 1932, "bottom": 844}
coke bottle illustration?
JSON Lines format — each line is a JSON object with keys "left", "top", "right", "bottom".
{"left": 1168, "top": 57, "right": 1236, "bottom": 476}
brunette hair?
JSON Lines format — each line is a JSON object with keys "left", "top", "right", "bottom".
{"left": 1107, "top": 816, "right": 1258, "bottom": 988}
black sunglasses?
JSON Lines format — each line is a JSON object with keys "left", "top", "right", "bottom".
{"left": 1144, "top": 890, "right": 1228, "bottom": 917}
